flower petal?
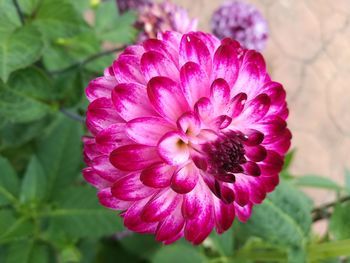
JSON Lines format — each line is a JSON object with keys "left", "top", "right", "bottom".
{"left": 111, "top": 172, "right": 156, "bottom": 201}
{"left": 112, "top": 83, "right": 155, "bottom": 121}
{"left": 86, "top": 76, "right": 116, "bottom": 102}
{"left": 157, "top": 131, "right": 190, "bottom": 165}
{"left": 140, "top": 163, "right": 175, "bottom": 188}
{"left": 113, "top": 54, "right": 145, "bottom": 84}
{"left": 98, "top": 188, "right": 132, "bottom": 209}
{"left": 213, "top": 44, "right": 239, "bottom": 87}
{"left": 147, "top": 76, "right": 190, "bottom": 122}
{"left": 210, "top": 78, "right": 230, "bottom": 113}
{"left": 126, "top": 117, "right": 174, "bottom": 146}
{"left": 234, "top": 202, "right": 252, "bottom": 222}
{"left": 177, "top": 111, "right": 201, "bottom": 136}
{"left": 140, "top": 50, "right": 178, "bottom": 81}
{"left": 141, "top": 189, "right": 181, "bottom": 222}
{"left": 171, "top": 163, "right": 199, "bottom": 194}
{"left": 180, "top": 62, "right": 210, "bottom": 106}
{"left": 96, "top": 123, "right": 131, "bottom": 154}
{"left": 213, "top": 198, "right": 235, "bottom": 233}
{"left": 110, "top": 145, "right": 161, "bottom": 171}
{"left": 156, "top": 206, "right": 185, "bottom": 243}
{"left": 82, "top": 167, "right": 111, "bottom": 189}
{"left": 91, "top": 155, "right": 127, "bottom": 182}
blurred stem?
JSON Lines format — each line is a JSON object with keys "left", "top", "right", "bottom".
{"left": 50, "top": 46, "right": 126, "bottom": 75}
{"left": 308, "top": 239, "right": 350, "bottom": 260}
{"left": 312, "top": 195, "right": 350, "bottom": 221}
{"left": 60, "top": 108, "right": 85, "bottom": 123}
{"left": 12, "top": 0, "right": 25, "bottom": 25}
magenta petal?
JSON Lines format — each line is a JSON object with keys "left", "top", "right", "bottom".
{"left": 112, "top": 83, "right": 155, "bottom": 121}
{"left": 248, "top": 178, "right": 266, "bottom": 204}
{"left": 82, "top": 168, "right": 111, "bottom": 189}
{"left": 213, "top": 44, "right": 239, "bottom": 87}
{"left": 96, "top": 124, "right": 131, "bottom": 154}
{"left": 158, "top": 131, "right": 190, "bottom": 165}
{"left": 147, "top": 76, "right": 190, "bottom": 122}
{"left": 210, "top": 78, "right": 230, "bottom": 110}
{"left": 141, "top": 189, "right": 181, "bottom": 222}
{"left": 210, "top": 115, "right": 232, "bottom": 130}
{"left": 228, "top": 92, "right": 247, "bottom": 118}
{"left": 140, "top": 163, "right": 175, "bottom": 188}
{"left": 233, "top": 181, "right": 250, "bottom": 206}
{"left": 91, "top": 155, "right": 127, "bottom": 182}
{"left": 240, "top": 93, "right": 270, "bottom": 122}
{"left": 179, "top": 33, "right": 212, "bottom": 74}
{"left": 245, "top": 145, "right": 267, "bottom": 162}
{"left": 180, "top": 62, "right": 210, "bottom": 106}
{"left": 123, "top": 198, "right": 158, "bottom": 233}
{"left": 213, "top": 198, "right": 235, "bottom": 233}
{"left": 113, "top": 54, "right": 145, "bottom": 84}
{"left": 126, "top": 117, "right": 173, "bottom": 146}
{"left": 194, "top": 97, "right": 214, "bottom": 122}
{"left": 156, "top": 206, "right": 185, "bottom": 243}
{"left": 259, "top": 150, "right": 284, "bottom": 175}
{"left": 171, "top": 164, "right": 199, "bottom": 194}
{"left": 234, "top": 62, "right": 260, "bottom": 97}
{"left": 86, "top": 76, "right": 116, "bottom": 102}
{"left": 110, "top": 144, "right": 161, "bottom": 171}
{"left": 140, "top": 50, "right": 178, "bottom": 81}
{"left": 86, "top": 98, "right": 123, "bottom": 134}
{"left": 234, "top": 202, "right": 252, "bottom": 222}
{"left": 143, "top": 39, "right": 179, "bottom": 66}
{"left": 242, "top": 161, "right": 261, "bottom": 176}
{"left": 98, "top": 188, "right": 132, "bottom": 209}
{"left": 111, "top": 172, "right": 156, "bottom": 201}
{"left": 243, "top": 129, "right": 265, "bottom": 146}
{"left": 177, "top": 111, "right": 201, "bottom": 136}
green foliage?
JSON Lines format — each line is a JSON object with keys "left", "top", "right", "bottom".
{"left": 0, "top": 0, "right": 349, "bottom": 262}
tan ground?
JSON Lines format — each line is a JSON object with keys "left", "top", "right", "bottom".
{"left": 172, "top": 0, "right": 350, "bottom": 207}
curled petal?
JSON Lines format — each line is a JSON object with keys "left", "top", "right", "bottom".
{"left": 158, "top": 132, "right": 190, "bottom": 165}
{"left": 213, "top": 198, "right": 235, "bottom": 233}
{"left": 140, "top": 163, "right": 175, "bottom": 188}
{"left": 96, "top": 124, "right": 131, "bottom": 154}
{"left": 234, "top": 202, "right": 252, "bottom": 222}
{"left": 177, "top": 111, "right": 201, "bottom": 136}
{"left": 156, "top": 206, "right": 185, "bottom": 243}
{"left": 171, "top": 163, "right": 199, "bottom": 194}
{"left": 228, "top": 92, "right": 247, "bottom": 118}
{"left": 113, "top": 55, "right": 145, "bottom": 84}
{"left": 210, "top": 78, "right": 230, "bottom": 112}
{"left": 213, "top": 44, "right": 239, "bottom": 87}
{"left": 98, "top": 188, "right": 132, "bottom": 209}
{"left": 86, "top": 76, "right": 116, "bottom": 102}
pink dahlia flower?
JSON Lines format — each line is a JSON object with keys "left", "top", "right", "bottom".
{"left": 83, "top": 31, "right": 291, "bottom": 245}
{"left": 211, "top": 1, "right": 269, "bottom": 51}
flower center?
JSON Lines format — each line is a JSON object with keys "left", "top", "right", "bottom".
{"left": 202, "top": 131, "right": 246, "bottom": 183}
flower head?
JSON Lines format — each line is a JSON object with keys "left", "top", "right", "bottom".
{"left": 211, "top": 1, "right": 269, "bottom": 51}
{"left": 83, "top": 31, "right": 291, "bottom": 244}
{"left": 116, "top": 0, "right": 152, "bottom": 14}
{"left": 134, "top": 0, "right": 198, "bottom": 41}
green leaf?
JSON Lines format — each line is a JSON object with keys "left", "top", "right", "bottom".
{"left": 0, "top": 0, "right": 21, "bottom": 36}
{"left": 0, "top": 25, "right": 44, "bottom": 82}
{"left": 0, "top": 156, "right": 20, "bottom": 205}
{"left": 0, "top": 215, "right": 34, "bottom": 244}
{"left": 95, "top": 2, "right": 137, "bottom": 44}
{"left": 36, "top": 114, "right": 83, "bottom": 193}
{"left": 152, "top": 243, "right": 207, "bottom": 263}
{"left": 0, "top": 79, "right": 51, "bottom": 123}
{"left": 33, "top": 0, "right": 87, "bottom": 40}
{"left": 283, "top": 149, "right": 296, "bottom": 171}
{"left": 119, "top": 234, "right": 161, "bottom": 260}
{"left": 4, "top": 240, "right": 34, "bottom": 263}
{"left": 8, "top": 67, "right": 55, "bottom": 102}
{"left": 20, "top": 155, "right": 47, "bottom": 203}
{"left": 28, "top": 243, "right": 50, "bottom": 263}
{"left": 345, "top": 168, "right": 350, "bottom": 194}
{"left": 236, "top": 181, "right": 313, "bottom": 262}
{"left": 294, "top": 175, "right": 342, "bottom": 191}
{"left": 17, "top": 0, "right": 41, "bottom": 15}
{"left": 209, "top": 227, "right": 234, "bottom": 256}
{"left": 44, "top": 185, "right": 123, "bottom": 239}
{"left": 330, "top": 202, "right": 350, "bottom": 240}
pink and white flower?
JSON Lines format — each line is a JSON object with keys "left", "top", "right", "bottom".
{"left": 83, "top": 31, "right": 291, "bottom": 244}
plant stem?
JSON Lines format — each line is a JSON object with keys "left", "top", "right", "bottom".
{"left": 50, "top": 46, "right": 126, "bottom": 75}
{"left": 60, "top": 108, "right": 85, "bottom": 123}
{"left": 12, "top": 0, "right": 25, "bottom": 25}
{"left": 312, "top": 195, "right": 350, "bottom": 221}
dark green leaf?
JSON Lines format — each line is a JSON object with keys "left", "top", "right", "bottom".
{"left": 28, "top": 243, "right": 51, "bottom": 263}
{"left": 0, "top": 156, "right": 19, "bottom": 205}
{"left": 152, "top": 243, "right": 206, "bottom": 263}
{"left": 0, "top": 77, "right": 52, "bottom": 124}
{"left": 4, "top": 240, "right": 33, "bottom": 263}
{"left": 0, "top": 0, "right": 21, "bottom": 36}
{"left": 294, "top": 175, "right": 342, "bottom": 191}
{"left": 20, "top": 155, "right": 47, "bottom": 203}
{"left": 330, "top": 202, "right": 350, "bottom": 240}
{"left": 119, "top": 234, "right": 161, "bottom": 259}
{"left": 36, "top": 114, "right": 83, "bottom": 193}
{"left": 45, "top": 185, "right": 123, "bottom": 239}
{"left": 0, "top": 215, "right": 34, "bottom": 244}
{"left": 18, "top": 0, "right": 41, "bottom": 15}
{"left": 0, "top": 25, "right": 44, "bottom": 82}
